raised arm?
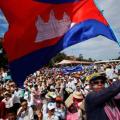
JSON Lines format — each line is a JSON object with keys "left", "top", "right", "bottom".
{"left": 86, "top": 80, "right": 120, "bottom": 107}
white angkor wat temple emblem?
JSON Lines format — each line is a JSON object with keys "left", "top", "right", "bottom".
{"left": 35, "top": 10, "right": 71, "bottom": 43}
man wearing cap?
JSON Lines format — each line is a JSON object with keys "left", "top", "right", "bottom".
{"left": 85, "top": 73, "right": 120, "bottom": 120}
{"left": 43, "top": 102, "right": 59, "bottom": 120}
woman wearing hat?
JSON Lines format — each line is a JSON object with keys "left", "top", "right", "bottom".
{"left": 66, "top": 91, "right": 85, "bottom": 120}
{"left": 85, "top": 73, "right": 120, "bottom": 120}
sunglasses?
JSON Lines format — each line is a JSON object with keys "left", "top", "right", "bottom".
{"left": 93, "top": 80, "right": 105, "bottom": 85}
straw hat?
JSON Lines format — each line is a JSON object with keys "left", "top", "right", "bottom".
{"left": 73, "top": 91, "right": 83, "bottom": 99}
{"left": 65, "top": 88, "right": 73, "bottom": 94}
{"left": 65, "top": 94, "right": 73, "bottom": 108}
{"left": 45, "top": 92, "right": 57, "bottom": 99}
{"left": 65, "top": 91, "right": 83, "bottom": 108}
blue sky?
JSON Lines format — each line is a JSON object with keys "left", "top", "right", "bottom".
{"left": 0, "top": 10, "right": 8, "bottom": 37}
{"left": 0, "top": 0, "right": 120, "bottom": 60}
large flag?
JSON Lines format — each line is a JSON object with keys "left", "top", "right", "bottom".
{"left": 0, "top": 0, "right": 118, "bottom": 87}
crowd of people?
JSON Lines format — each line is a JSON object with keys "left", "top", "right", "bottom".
{"left": 0, "top": 62, "right": 120, "bottom": 120}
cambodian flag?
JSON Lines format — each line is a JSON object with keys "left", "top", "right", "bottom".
{"left": 0, "top": 0, "right": 118, "bottom": 87}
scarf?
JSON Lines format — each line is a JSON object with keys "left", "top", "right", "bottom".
{"left": 104, "top": 100, "right": 120, "bottom": 120}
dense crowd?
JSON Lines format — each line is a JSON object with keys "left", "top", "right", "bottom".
{"left": 0, "top": 63, "right": 120, "bottom": 120}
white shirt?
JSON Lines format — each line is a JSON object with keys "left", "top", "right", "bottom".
{"left": 43, "top": 113, "right": 59, "bottom": 120}
{"left": 105, "top": 68, "right": 114, "bottom": 79}
{"left": 55, "top": 108, "right": 66, "bottom": 119}
{"left": 12, "top": 93, "right": 20, "bottom": 104}
{"left": 2, "top": 98, "right": 13, "bottom": 108}
{"left": 17, "top": 107, "right": 34, "bottom": 120}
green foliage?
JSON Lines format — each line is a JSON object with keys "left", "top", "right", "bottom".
{"left": 117, "top": 56, "right": 120, "bottom": 60}
{"left": 47, "top": 52, "right": 70, "bottom": 67}
{"left": 76, "top": 54, "right": 84, "bottom": 61}
{"left": 76, "top": 54, "right": 93, "bottom": 62}
{"left": 0, "top": 41, "right": 8, "bottom": 68}
{"left": 0, "top": 54, "right": 8, "bottom": 68}
{"left": 52, "top": 52, "right": 69, "bottom": 63}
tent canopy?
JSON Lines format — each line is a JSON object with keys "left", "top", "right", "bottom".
{"left": 55, "top": 59, "right": 92, "bottom": 65}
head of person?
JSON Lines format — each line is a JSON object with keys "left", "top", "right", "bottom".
{"left": 50, "top": 85, "right": 55, "bottom": 92}
{"left": 45, "top": 92, "right": 57, "bottom": 102}
{"left": 73, "top": 91, "right": 84, "bottom": 108}
{"left": 55, "top": 96, "right": 63, "bottom": 108}
{"left": 34, "top": 84, "right": 38, "bottom": 90}
{"left": 76, "top": 83, "right": 81, "bottom": 91}
{"left": 7, "top": 108, "right": 16, "bottom": 120}
{"left": 55, "top": 85, "right": 60, "bottom": 92}
{"left": 89, "top": 73, "right": 107, "bottom": 92}
{"left": 47, "top": 102, "right": 56, "bottom": 115}
{"left": 4, "top": 92, "right": 11, "bottom": 100}
{"left": 0, "top": 96, "right": 3, "bottom": 102}
{"left": 20, "top": 99, "right": 28, "bottom": 111}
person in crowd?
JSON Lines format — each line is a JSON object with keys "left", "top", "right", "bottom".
{"left": 23, "top": 87, "right": 31, "bottom": 106}
{"left": 10, "top": 83, "right": 20, "bottom": 114}
{"left": 2, "top": 92, "right": 13, "bottom": 110}
{"left": 0, "top": 96, "right": 6, "bottom": 119}
{"left": 55, "top": 84, "right": 64, "bottom": 98}
{"left": 66, "top": 91, "right": 85, "bottom": 120}
{"left": 31, "top": 84, "right": 42, "bottom": 109}
{"left": 43, "top": 102, "right": 59, "bottom": 120}
{"left": 85, "top": 73, "right": 120, "bottom": 120}
{"left": 17, "top": 99, "right": 34, "bottom": 120}
{"left": 55, "top": 96, "right": 66, "bottom": 120}
{"left": 6, "top": 107, "right": 17, "bottom": 120}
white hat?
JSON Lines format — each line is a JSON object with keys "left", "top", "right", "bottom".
{"left": 47, "top": 102, "right": 56, "bottom": 110}
{"left": 50, "top": 85, "right": 55, "bottom": 90}
{"left": 65, "top": 88, "right": 73, "bottom": 93}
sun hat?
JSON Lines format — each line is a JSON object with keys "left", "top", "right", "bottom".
{"left": 45, "top": 92, "right": 57, "bottom": 99}
{"left": 65, "top": 91, "right": 83, "bottom": 108}
{"left": 65, "top": 88, "right": 73, "bottom": 94}
{"left": 50, "top": 85, "right": 55, "bottom": 90}
{"left": 73, "top": 91, "right": 83, "bottom": 99}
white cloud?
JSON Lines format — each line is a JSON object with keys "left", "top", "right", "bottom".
{"left": 63, "top": 0, "right": 120, "bottom": 60}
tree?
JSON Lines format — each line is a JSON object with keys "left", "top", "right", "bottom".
{"left": 76, "top": 54, "right": 84, "bottom": 61}
{"left": 46, "top": 52, "right": 69, "bottom": 67}
{"left": 0, "top": 39, "right": 8, "bottom": 68}
{"left": 88, "top": 58, "right": 93, "bottom": 62}
{"left": 117, "top": 56, "right": 120, "bottom": 60}
{"left": 52, "top": 52, "right": 68, "bottom": 63}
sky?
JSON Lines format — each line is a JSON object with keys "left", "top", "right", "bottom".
{"left": 0, "top": 0, "right": 120, "bottom": 60}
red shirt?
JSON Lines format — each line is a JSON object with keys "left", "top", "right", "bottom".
{"left": 0, "top": 101, "right": 6, "bottom": 119}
